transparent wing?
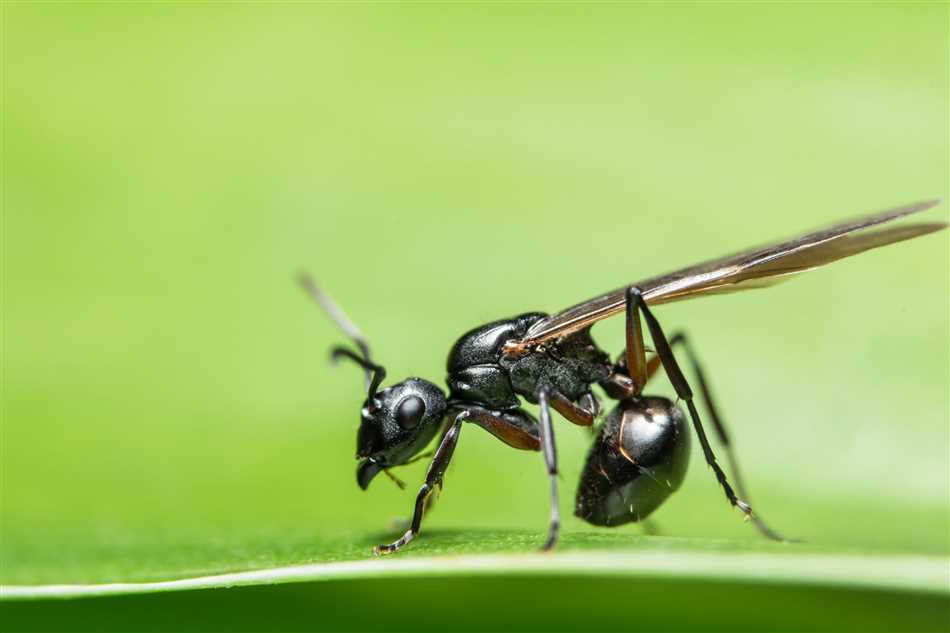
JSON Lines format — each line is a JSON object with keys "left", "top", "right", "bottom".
{"left": 519, "top": 199, "right": 945, "bottom": 347}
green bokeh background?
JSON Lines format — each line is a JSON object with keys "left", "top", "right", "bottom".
{"left": 2, "top": 2, "right": 948, "bottom": 629}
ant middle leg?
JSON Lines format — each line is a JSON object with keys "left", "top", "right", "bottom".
{"left": 458, "top": 398, "right": 563, "bottom": 551}
{"left": 549, "top": 390, "right": 600, "bottom": 426}
{"left": 537, "top": 387, "right": 560, "bottom": 551}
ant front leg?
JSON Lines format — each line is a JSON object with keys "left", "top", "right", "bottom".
{"left": 374, "top": 412, "right": 466, "bottom": 556}
{"left": 625, "top": 287, "right": 754, "bottom": 521}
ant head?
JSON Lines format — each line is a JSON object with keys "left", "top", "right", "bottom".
{"left": 299, "top": 273, "right": 447, "bottom": 490}
{"left": 354, "top": 376, "right": 446, "bottom": 489}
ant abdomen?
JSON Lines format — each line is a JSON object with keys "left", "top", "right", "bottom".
{"left": 575, "top": 396, "right": 691, "bottom": 527}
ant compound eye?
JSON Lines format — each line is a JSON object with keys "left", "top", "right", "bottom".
{"left": 396, "top": 396, "right": 425, "bottom": 429}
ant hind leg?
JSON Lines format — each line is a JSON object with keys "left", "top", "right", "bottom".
{"left": 625, "top": 288, "right": 754, "bottom": 523}
{"left": 661, "top": 331, "right": 790, "bottom": 542}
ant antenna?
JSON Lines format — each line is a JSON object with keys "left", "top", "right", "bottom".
{"left": 298, "top": 272, "right": 386, "bottom": 396}
{"left": 330, "top": 347, "right": 386, "bottom": 399}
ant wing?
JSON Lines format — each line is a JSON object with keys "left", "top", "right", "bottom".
{"left": 647, "top": 221, "right": 946, "bottom": 302}
{"left": 517, "top": 199, "right": 945, "bottom": 348}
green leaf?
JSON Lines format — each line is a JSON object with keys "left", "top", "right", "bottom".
{"left": 3, "top": 538, "right": 949, "bottom": 632}
{"left": 2, "top": 2, "right": 948, "bottom": 632}
{"left": 4, "top": 536, "right": 949, "bottom": 599}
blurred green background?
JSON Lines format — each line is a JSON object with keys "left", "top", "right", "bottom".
{"left": 2, "top": 2, "right": 948, "bottom": 630}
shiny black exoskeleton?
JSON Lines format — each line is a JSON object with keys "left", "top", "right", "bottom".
{"left": 301, "top": 202, "right": 949, "bottom": 555}
{"left": 575, "top": 397, "right": 691, "bottom": 526}
{"left": 300, "top": 276, "right": 783, "bottom": 555}
{"left": 353, "top": 312, "right": 614, "bottom": 491}
{"left": 448, "top": 313, "right": 610, "bottom": 409}
{"left": 355, "top": 377, "right": 446, "bottom": 490}
{"left": 441, "top": 313, "right": 614, "bottom": 453}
